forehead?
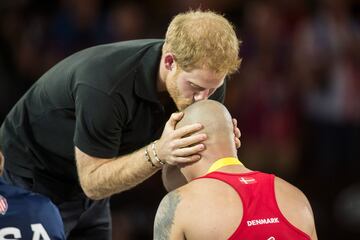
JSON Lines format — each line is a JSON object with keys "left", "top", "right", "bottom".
{"left": 179, "top": 68, "right": 226, "bottom": 88}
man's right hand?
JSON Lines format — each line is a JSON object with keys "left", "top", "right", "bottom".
{"left": 155, "top": 112, "right": 207, "bottom": 166}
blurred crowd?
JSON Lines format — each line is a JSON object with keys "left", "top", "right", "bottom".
{"left": 0, "top": 0, "right": 359, "bottom": 239}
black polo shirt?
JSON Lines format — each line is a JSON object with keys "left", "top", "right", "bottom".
{"left": 0, "top": 39, "right": 225, "bottom": 202}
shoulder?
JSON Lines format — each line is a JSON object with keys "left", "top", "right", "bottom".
{"left": 153, "top": 184, "right": 215, "bottom": 240}
{"left": 154, "top": 183, "right": 214, "bottom": 236}
{"left": 274, "top": 176, "right": 316, "bottom": 237}
{"left": 74, "top": 39, "right": 163, "bottom": 94}
{"left": 156, "top": 190, "right": 183, "bottom": 216}
{"left": 155, "top": 179, "right": 243, "bottom": 240}
{"left": 274, "top": 176, "right": 312, "bottom": 211}
{"left": 4, "top": 188, "right": 62, "bottom": 221}
{"left": 75, "top": 39, "right": 163, "bottom": 75}
{"left": 29, "top": 193, "right": 58, "bottom": 211}
{"left": 154, "top": 190, "right": 183, "bottom": 240}
{"left": 27, "top": 194, "right": 65, "bottom": 234}
{"left": 15, "top": 192, "right": 61, "bottom": 219}
{"left": 29, "top": 194, "right": 65, "bottom": 232}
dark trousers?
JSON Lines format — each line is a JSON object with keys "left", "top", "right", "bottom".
{"left": 3, "top": 169, "right": 112, "bottom": 240}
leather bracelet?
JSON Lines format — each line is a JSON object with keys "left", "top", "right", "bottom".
{"left": 145, "top": 147, "right": 156, "bottom": 168}
{"left": 152, "top": 140, "right": 165, "bottom": 166}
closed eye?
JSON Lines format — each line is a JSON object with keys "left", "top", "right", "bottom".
{"left": 189, "top": 82, "right": 206, "bottom": 91}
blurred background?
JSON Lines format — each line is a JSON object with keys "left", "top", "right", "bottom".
{"left": 0, "top": 0, "right": 359, "bottom": 239}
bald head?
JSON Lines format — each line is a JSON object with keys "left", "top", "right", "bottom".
{"left": 176, "top": 100, "right": 234, "bottom": 147}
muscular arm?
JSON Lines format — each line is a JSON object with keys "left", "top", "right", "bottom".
{"left": 76, "top": 146, "right": 160, "bottom": 200}
{"left": 275, "top": 177, "right": 318, "bottom": 240}
{"left": 154, "top": 190, "right": 184, "bottom": 240}
{"left": 307, "top": 199, "right": 318, "bottom": 240}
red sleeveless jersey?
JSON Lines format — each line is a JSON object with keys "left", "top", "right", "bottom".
{"left": 195, "top": 171, "right": 311, "bottom": 240}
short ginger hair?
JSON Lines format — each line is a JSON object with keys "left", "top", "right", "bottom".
{"left": 164, "top": 10, "right": 241, "bottom": 75}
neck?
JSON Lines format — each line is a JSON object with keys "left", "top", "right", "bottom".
{"left": 179, "top": 138, "right": 251, "bottom": 181}
{"left": 180, "top": 148, "right": 247, "bottom": 181}
{"left": 206, "top": 157, "right": 242, "bottom": 173}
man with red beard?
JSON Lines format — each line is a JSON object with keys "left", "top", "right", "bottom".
{"left": 0, "top": 10, "right": 241, "bottom": 239}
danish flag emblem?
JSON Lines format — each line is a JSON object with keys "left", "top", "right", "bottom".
{"left": 0, "top": 194, "right": 8, "bottom": 215}
{"left": 239, "top": 177, "right": 257, "bottom": 184}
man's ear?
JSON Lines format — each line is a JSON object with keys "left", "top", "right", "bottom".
{"left": 164, "top": 53, "right": 176, "bottom": 71}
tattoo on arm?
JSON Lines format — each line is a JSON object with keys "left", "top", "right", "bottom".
{"left": 154, "top": 191, "right": 181, "bottom": 240}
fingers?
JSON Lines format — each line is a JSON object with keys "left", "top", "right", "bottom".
{"left": 167, "top": 154, "right": 201, "bottom": 165}
{"left": 173, "top": 143, "right": 205, "bottom": 157}
{"left": 173, "top": 123, "right": 203, "bottom": 138}
{"left": 233, "top": 118, "right": 242, "bottom": 149}
{"left": 235, "top": 137, "right": 241, "bottom": 149}
{"left": 166, "top": 134, "right": 206, "bottom": 165}
{"left": 232, "top": 118, "right": 241, "bottom": 138}
{"left": 234, "top": 126, "right": 241, "bottom": 138}
{"left": 174, "top": 132, "right": 207, "bottom": 148}
{"left": 232, "top": 118, "right": 237, "bottom": 127}
{"left": 167, "top": 112, "right": 184, "bottom": 129}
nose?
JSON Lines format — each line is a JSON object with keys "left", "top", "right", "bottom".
{"left": 194, "top": 89, "right": 210, "bottom": 101}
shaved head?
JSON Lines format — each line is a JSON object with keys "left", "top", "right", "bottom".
{"left": 175, "top": 100, "right": 238, "bottom": 181}
{"left": 176, "top": 100, "right": 234, "bottom": 147}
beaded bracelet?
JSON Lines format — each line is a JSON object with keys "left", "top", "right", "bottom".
{"left": 145, "top": 147, "right": 156, "bottom": 168}
{"left": 152, "top": 140, "right": 165, "bottom": 166}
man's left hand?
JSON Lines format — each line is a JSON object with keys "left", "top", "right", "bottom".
{"left": 233, "top": 118, "right": 241, "bottom": 149}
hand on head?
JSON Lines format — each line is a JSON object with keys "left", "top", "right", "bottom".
{"left": 155, "top": 112, "right": 207, "bottom": 166}
{"left": 156, "top": 100, "right": 240, "bottom": 167}
{"left": 232, "top": 118, "right": 241, "bottom": 149}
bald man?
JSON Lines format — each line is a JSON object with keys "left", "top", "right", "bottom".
{"left": 153, "top": 100, "right": 318, "bottom": 240}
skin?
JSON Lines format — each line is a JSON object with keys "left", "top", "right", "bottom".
{"left": 154, "top": 177, "right": 318, "bottom": 240}
{"left": 154, "top": 190, "right": 181, "bottom": 240}
{"left": 159, "top": 53, "right": 241, "bottom": 191}
{"left": 153, "top": 100, "right": 318, "bottom": 240}
{"left": 159, "top": 53, "right": 225, "bottom": 111}
{"left": 76, "top": 49, "right": 241, "bottom": 199}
